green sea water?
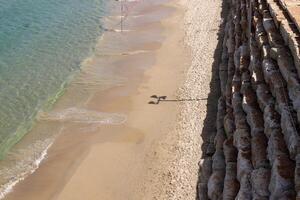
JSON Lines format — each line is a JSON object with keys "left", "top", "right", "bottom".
{"left": 0, "top": 0, "right": 109, "bottom": 158}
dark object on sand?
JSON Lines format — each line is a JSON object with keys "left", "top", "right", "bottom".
{"left": 148, "top": 95, "right": 206, "bottom": 104}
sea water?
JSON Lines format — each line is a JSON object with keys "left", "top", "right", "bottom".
{"left": 0, "top": 0, "right": 110, "bottom": 158}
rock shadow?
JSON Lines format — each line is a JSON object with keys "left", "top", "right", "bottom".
{"left": 196, "top": 0, "right": 230, "bottom": 199}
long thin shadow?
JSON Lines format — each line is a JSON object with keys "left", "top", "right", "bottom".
{"left": 148, "top": 95, "right": 207, "bottom": 104}
{"left": 163, "top": 98, "right": 207, "bottom": 102}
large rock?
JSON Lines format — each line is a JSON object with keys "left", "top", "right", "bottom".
{"left": 240, "top": 44, "right": 250, "bottom": 72}
{"left": 227, "top": 22, "right": 235, "bottom": 54}
{"left": 262, "top": 14, "right": 285, "bottom": 48}
{"left": 250, "top": 36, "right": 261, "bottom": 61}
{"left": 255, "top": 22, "right": 268, "bottom": 47}
{"left": 233, "top": 128, "right": 251, "bottom": 152}
{"left": 212, "top": 149, "right": 226, "bottom": 171}
{"left": 197, "top": 183, "right": 208, "bottom": 200}
{"left": 236, "top": 174, "right": 252, "bottom": 200}
{"left": 250, "top": 61, "right": 265, "bottom": 90}
{"left": 251, "top": 167, "right": 271, "bottom": 198}
{"left": 217, "top": 97, "right": 226, "bottom": 130}
{"left": 267, "top": 128, "right": 289, "bottom": 164}
{"left": 224, "top": 112, "right": 235, "bottom": 138}
{"left": 237, "top": 150, "right": 253, "bottom": 181}
{"left": 274, "top": 87, "right": 290, "bottom": 110}
{"left": 251, "top": 133, "right": 269, "bottom": 169}
{"left": 262, "top": 59, "right": 286, "bottom": 96}
{"left": 256, "top": 84, "right": 274, "bottom": 111}
{"left": 199, "top": 157, "right": 212, "bottom": 184}
{"left": 280, "top": 106, "right": 300, "bottom": 160}
{"left": 295, "top": 154, "right": 300, "bottom": 198}
{"left": 215, "top": 128, "right": 227, "bottom": 151}
{"left": 207, "top": 135, "right": 216, "bottom": 156}
{"left": 208, "top": 170, "right": 225, "bottom": 200}
{"left": 232, "top": 91, "right": 242, "bottom": 108}
{"left": 234, "top": 47, "right": 241, "bottom": 70}
{"left": 269, "top": 155, "right": 295, "bottom": 199}
{"left": 263, "top": 104, "right": 280, "bottom": 138}
{"left": 262, "top": 44, "right": 271, "bottom": 59}
{"left": 245, "top": 109, "right": 264, "bottom": 137}
{"left": 234, "top": 112, "right": 248, "bottom": 130}
{"left": 232, "top": 75, "right": 241, "bottom": 95}
{"left": 198, "top": 157, "right": 212, "bottom": 200}
{"left": 270, "top": 190, "right": 296, "bottom": 200}
{"left": 208, "top": 148, "right": 226, "bottom": 200}
{"left": 242, "top": 88, "right": 258, "bottom": 113}
{"left": 276, "top": 47, "right": 299, "bottom": 85}
{"left": 223, "top": 138, "right": 238, "bottom": 163}
{"left": 220, "top": 68, "right": 229, "bottom": 97}
{"left": 223, "top": 162, "right": 239, "bottom": 200}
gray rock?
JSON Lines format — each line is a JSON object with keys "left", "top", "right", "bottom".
{"left": 224, "top": 112, "right": 235, "bottom": 138}
{"left": 251, "top": 167, "right": 271, "bottom": 198}
{"left": 251, "top": 134, "right": 269, "bottom": 169}
{"left": 245, "top": 109, "right": 264, "bottom": 137}
{"left": 267, "top": 128, "right": 289, "bottom": 163}
{"left": 199, "top": 157, "right": 213, "bottom": 184}
{"left": 223, "top": 162, "right": 239, "bottom": 200}
{"left": 256, "top": 84, "right": 274, "bottom": 111}
{"left": 236, "top": 174, "right": 252, "bottom": 200}
{"left": 295, "top": 154, "right": 300, "bottom": 196}
{"left": 237, "top": 150, "right": 253, "bottom": 181}
{"left": 197, "top": 183, "right": 208, "bottom": 200}
{"left": 233, "top": 129, "right": 251, "bottom": 152}
{"left": 212, "top": 149, "right": 226, "bottom": 171}
{"left": 215, "top": 129, "right": 227, "bottom": 151}
{"left": 280, "top": 106, "right": 300, "bottom": 160}
{"left": 208, "top": 170, "right": 225, "bottom": 200}
{"left": 223, "top": 138, "right": 238, "bottom": 163}
{"left": 269, "top": 155, "right": 295, "bottom": 199}
{"left": 263, "top": 104, "right": 280, "bottom": 138}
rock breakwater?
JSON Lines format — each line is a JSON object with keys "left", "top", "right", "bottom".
{"left": 198, "top": 0, "right": 300, "bottom": 199}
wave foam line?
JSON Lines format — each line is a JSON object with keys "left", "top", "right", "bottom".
{"left": 96, "top": 50, "right": 150, "bottom": 57}
{"left": 38, "top": 108, "right": 127, "bottom": 125}
{"left": 0, "top": 140, "right": 53, "bottom": 199}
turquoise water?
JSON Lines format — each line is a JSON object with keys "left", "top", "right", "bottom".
{"left": 0, "top": 0, "right": 108, "bottom": 158}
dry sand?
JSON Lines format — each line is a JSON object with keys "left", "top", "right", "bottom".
{"left": 138, "top": 0, "right": 224, "bottom": 199}
{"left": 4, "top": 0, "right": 224, "bottom": 199}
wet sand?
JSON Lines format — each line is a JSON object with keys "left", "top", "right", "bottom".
{"left": 4, "top": 0, "right": 190, "bottom": 199}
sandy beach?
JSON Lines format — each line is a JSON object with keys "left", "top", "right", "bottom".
{"left": 3, "top": 0, "right": 224, "bottom": 199}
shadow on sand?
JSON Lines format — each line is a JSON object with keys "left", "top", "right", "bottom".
{"left": 148, "top": 95, "right": 207, "bottom": 105}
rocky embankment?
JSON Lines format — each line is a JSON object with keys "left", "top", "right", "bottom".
{"left": 198, "top": 0, "right": 300, "bottom": 199}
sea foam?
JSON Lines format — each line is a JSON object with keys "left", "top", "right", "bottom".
{"left": 38, "top": 107, "right": 127, "bottom": 125}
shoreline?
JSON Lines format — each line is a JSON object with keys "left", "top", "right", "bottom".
{"left": 4, "top": 0, "right": 190, "bottom": 199}
{"left": 0, "top": 1, "right": 116, "bottom": 197}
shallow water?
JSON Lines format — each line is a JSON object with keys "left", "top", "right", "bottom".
{"left": 0, "top": 0, "right": 109, "bottom": 157}
{"left": 0, "top": 0, "right": 122, "bottom": 197}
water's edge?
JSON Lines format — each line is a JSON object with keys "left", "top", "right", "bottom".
{"left": 0, "top": 0, "right": 121, "bottom": 197}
